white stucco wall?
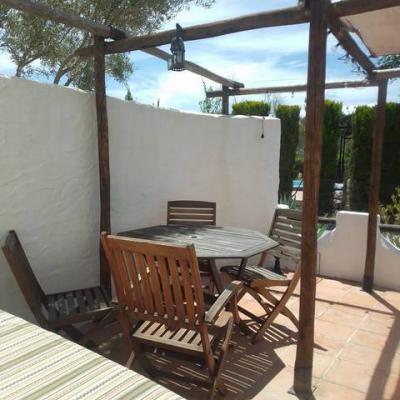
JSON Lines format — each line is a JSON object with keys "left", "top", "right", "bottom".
{"left": 318, "top": 211, "right": 400, "bottom": 290}
{"left": 0, "top": 76, "right": 281, "bottom": 320}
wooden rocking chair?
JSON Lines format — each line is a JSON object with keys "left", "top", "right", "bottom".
{"left": 221, "top": 208, "right": 302, "bottom": 343}
{"left": 101, "top": 233, "right": 241, "bottom": 399}
{"left": 2, "top": 230, "right": 116, "bottom": 345}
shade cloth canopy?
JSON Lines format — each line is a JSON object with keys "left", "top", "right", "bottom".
{"left": 341, "top": 6, "right": 400, "bottom": 57}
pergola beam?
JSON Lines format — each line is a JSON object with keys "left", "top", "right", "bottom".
{"left": 328, "top": 17, "right": 376, "bottom": 75}
{"left": 0, "top": 0, "right": 125, "bottom": 39}
{"left": 331, "top": 0, "right": 400, "bottom": 17}
{"left": 373, "top": 68, "right": 400, "bottom": 80}
{"left": 143, "top": 48, "right": 244, "bottom": 88}
{"left": 75, "top": 0, "right": 400, "bottom": 57}
{"left": 75, "top": 5, "right": 309, "bottom": 57}
{"left": 206, "top": 79, "right": 376, "bottom": 97}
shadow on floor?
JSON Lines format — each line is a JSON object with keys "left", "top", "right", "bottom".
{"left": 95, "top": 321, "right": 298, "bottom": 400}
{"left": 365, "top": 291, "right": 400, "bottom": 400}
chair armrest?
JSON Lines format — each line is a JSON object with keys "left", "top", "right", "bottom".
{"left": 205, "top": 280, "right": 242, "bottom": 324}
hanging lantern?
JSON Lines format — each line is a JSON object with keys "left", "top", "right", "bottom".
{"left": 168, "top": 24, "right": 185, "bottom": 71}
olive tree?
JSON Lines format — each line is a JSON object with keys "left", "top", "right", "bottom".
{"left": 0, "top": 0, "right": 214, "bottom": 90}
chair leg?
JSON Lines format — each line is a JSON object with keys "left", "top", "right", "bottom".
{"left": 131, "top": 342, "right": 155, "bottom": 375}
{"left": 210, "top": 316, "right": 234, "bottom": 399}
{"left": 78, "top": 309, "right": 117, "bottom": 346}
{"left": 273, "top": 257, "right": 284, "bottom": 275}
{"left": 61, "top": 325, "right": 85, "bottom": 342}
{"left": 259, "top": 289, "right": 299, "bottom": 328}
{"left": 253, "top": 286, "right": 298, "bottom": 343}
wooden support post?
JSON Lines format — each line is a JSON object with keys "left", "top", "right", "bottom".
{"left": 222, "top": 86, "right": 229, "bottom": 115}
{"left": 293, "top": 0, "right": 328, "bottom": 394}
{"left": 363, "top": 80, "right": 388, "bottom": 292}
{"left": 94, "top": 36, "right": 112, "bottom": 296}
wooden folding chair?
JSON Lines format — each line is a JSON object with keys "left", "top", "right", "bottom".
{"left": 221, "top": 208, "right": 302, "bottom": 343}
{"left": 2, "top": 230, "right": 116, "bottom": 345}
{"left": 101, "top": 232, "right": 241, "bottom": 399}
{"left": 167, "top": 200, "right": 216, "bottom": 226}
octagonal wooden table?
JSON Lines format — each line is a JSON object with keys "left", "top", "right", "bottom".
{"left": 119, "top": 225, "right": 278, "bottom": 293}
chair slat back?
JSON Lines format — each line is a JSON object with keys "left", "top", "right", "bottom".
{"left": 1, "top": 231, "right": 46, "bottom": 324}
{"left": 101, "top": 234, "right": 206, "bottom": 329}
{"left": 270, "top": 209, "right": 302, "bottom": 261}
{"left": 167, "top": 200, "right": 216, "bottom": 226}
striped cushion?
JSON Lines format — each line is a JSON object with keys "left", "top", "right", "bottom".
{"left": 221, "top": 265, "right": 287, "bottom": 283}
{"left": 0, "top": 310, "right": 183, "bottom": 400}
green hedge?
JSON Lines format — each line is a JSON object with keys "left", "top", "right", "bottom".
{"left": 349, "top": 103, "right": 400, "bottom": 210}
{"left": 319, "top": 100, "right": 343, "bottom": 215}
{"left": 232, "top": 101, "right": 300, "bottom": 201}
{"left": 381, "top": 103, "right": 400, "bottom": 205}
{"left": 276, "top": 105, "right": 301, "bottom": 198}
{"left": 231, "top": 101, "right": 270, "bottom": 116}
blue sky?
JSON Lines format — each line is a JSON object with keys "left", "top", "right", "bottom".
{"left": 1, "top": 0, "right": 399, "bottom": 113}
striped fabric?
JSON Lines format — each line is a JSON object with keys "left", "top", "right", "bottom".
{"left": 0, "top": 310, "right": 183, "bottom": 400}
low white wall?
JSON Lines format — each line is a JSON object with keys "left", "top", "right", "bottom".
{"left": 318, "top": 211, "right": 400, "bottom": 291}
{"left": 0, "top": 76, "right": 281, "bottom": 320}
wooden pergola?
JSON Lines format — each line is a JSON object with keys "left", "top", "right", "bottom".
{"left": 2, "top": 0, "right": 400, "bottom": 395}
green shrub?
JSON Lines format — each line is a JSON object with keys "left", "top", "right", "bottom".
{"left": 319, "top": 100, "right": 343, "bottom": 215}
{"left": 380, "top": 187, "right": 400, "bottom": 225}
{"left": 349, "top": 106, "right": 374, "bottom": 210}
{"left": 276, "top": 105, "right": 301, "bottom": 199}
{"left": 381, "top": 103, "right": 400, "bottom": 205}
{"left": 231, "top": 101, "right": 270, "bottom": 116}
{"left": 349, "top": 103, "right": 400, "bottom": 211}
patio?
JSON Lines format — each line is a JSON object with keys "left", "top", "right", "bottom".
{"left": 1, "top": 0, "right": 400, "bottom": 399}
{"left": 95, "top": 274, "right": 400, "bottom": 400}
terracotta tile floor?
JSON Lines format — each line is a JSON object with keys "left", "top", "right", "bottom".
{"left": 94, "top": 275, "right": 400, "bottom": 400}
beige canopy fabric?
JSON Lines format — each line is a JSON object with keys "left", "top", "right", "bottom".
{"left": 341, "top": 6, "right": 400, "bottom": 57}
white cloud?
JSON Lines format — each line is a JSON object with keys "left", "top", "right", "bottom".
{"left": 0, "top": 51, "right": 16, "bottom": 74}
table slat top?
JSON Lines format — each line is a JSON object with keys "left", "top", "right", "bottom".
{"left": 119, "top": 225, "right": 278, "bottom": 259}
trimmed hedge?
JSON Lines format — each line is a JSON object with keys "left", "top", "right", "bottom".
{"left": 381, "top": 103, "right": 400, "bottom": 205}
{"left": 276, "top": 105, "right": 301, "bottom": 198}
{"left": 319, "top": 100, "right": 343, "bottom": 215}
{"left": 349, "top": 103, "right": 400, "bottom": 210}
{"left": 232, "top": 101, "right": 270, "bottom": 116}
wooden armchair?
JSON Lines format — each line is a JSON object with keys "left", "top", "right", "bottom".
{"left": 221, "top": 208, "right": 301, "bottom": 343}
{"left": 1, "top": 230, "right": 116, "bottom": 345}
{"left": 101, "top": 233, "right": 241, "bottom": 399}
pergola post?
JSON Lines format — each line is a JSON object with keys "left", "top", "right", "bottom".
{"left": 222, "top": 85, "right": 229, "bottom": 115}
{"left": 362, "top": 79, "right": 388, "bottom": 292}
{"left": 293, "top": 0, "right": 328, "bottom": 394}
{"left": 94, "top": 36, "right": 112, "bottom": 296}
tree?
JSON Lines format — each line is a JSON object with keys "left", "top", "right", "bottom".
{"left": 125, "top": 86, "right": 133, "bottom": 101}
{"left": 319, "top": 100, "right": 342, "bottom": 215}
{"left": 276, "top": 105, "right": 301, "bottom": 199}
{"left": 0, "top": 0, "right": 214, "bottom": 90}
{"left": 379, "top": 55, "right": 400, "bottom": 69}
{"left": 199, "top": 81, "right": 222, "bottom": 114}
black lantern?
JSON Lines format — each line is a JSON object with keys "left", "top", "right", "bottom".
{"left": 168, "top": 24, "right": 185, "bottom": 71}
